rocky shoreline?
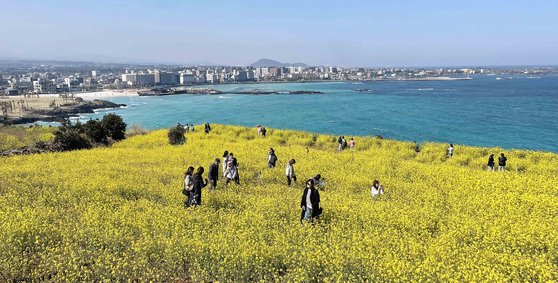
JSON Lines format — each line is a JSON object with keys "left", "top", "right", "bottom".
{"left": 3, "top": 99, "right": 126, "bottom": 125}
{"left": 138, "top": 88, "right": 324, "bottom": 96}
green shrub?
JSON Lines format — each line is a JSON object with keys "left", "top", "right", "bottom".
{"left": 54, "top": 120, "right": 92, "bottom": 151}
{"left": 168, "top": 124, "right": 186, "bottom": 145}
{"left": 101, "top": 113, "right": 127, "bottom": 141}
{"left": 84, "top": 119, "right": 107, "bottom": 144}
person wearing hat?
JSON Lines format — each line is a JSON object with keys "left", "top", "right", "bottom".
{"left": 208, "top": 158, "right": 220, "bottom": 190}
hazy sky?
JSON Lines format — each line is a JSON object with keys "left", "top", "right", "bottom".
{"left": 0, "top": 0, "right": 557, "bottom": 67}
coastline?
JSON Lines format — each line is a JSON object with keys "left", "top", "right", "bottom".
{"left": 71, "top": 89, "right": 140, "bottom": 100}
{"left": 39, "top": 77, "right": 473, "bottom": 99}
{"left": 1, "top": 97, "right": 126, "bottom": 125}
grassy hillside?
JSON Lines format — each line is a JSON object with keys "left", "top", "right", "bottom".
{"left": 1, "top": 125, "right": 557, "bottom": 282}
{"left": 0, "top": 125, "right": 55, "bottom": 151}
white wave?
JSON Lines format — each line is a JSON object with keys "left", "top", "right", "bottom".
{"left": 219, "top": 96, "right": 234, "bottom": 99}
{"left": 417, "top": 88, "right": 434, "bottom": 91}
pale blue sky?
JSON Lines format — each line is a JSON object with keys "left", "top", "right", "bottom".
{"left": 0, "top": 0, "right": 556, "bottom": 67}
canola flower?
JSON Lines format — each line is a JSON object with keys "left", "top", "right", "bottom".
{"left": 0, "top": 125, "right": 558, "bottom": 282}
{"left": 0, "top": 125, "right": 55, "bottom": 151}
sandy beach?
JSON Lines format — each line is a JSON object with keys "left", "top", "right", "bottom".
{"left": 2, "top": 89, "right": 139, "bottom": 101}
{"left": 75, "top": 89, "right": 139, "bottom": 100}
{"left": 1, "top": 92, "right": 127, "bottom": 124}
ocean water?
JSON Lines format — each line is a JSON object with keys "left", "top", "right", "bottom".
{"left": 80, "top": 75, "right": 558, "bottom": 152}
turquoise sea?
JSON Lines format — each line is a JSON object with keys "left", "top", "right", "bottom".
{"left": 80, "top": 75, "right": 558, "bottom": 152}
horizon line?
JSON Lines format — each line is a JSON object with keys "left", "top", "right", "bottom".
{"left": 1, "top": 57, "right": 557, "bottom": 70}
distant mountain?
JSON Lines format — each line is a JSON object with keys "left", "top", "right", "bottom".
{"left": 250, "top": 58, "right": 308, "bottom": 68}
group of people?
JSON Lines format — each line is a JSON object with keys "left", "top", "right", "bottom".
{"left": 182, "top": 151, "right": 240, "bottom": 207}
{"left": 447, "top": 144, "right": 510, "bottom": 172}
{"left": 181, "top": 132, "right": 393, "bottom": 223}
{"left": 256, "top": 125, "right": 268, "bottom": 137}
{"left": 222, "top": 151, "right": 240, "bottom": 185}
{"left": 182, "top": 123, "right": 195, "bottom": 133}
{"left": 179, "top": 123, "right": 213, "bottom": 134}
{"left": 487, "top": 153, "right": 508, "bottom": 172}
{"left": 182, "top": 146, "right": 356, "bottom": 223}
{"left": 337, "top": 136, "right": 355, "bottom": 151}
{"left": 182, "top": 166, "right": 208, "bottom": 207}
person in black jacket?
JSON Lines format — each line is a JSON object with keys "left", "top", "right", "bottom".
{"left": 268, "top": 148, "right": 277, "bottom": 168}
{"left": 208, "top": 158, "right": 220, "bottom": 189}
{"left": 337, "top": 136, "right": 343, "bottom": 151}
{"left": 300, "top": 179, "right": 322, "bottom": 223}
{"left": 190, "top": 166, "right": 208, "bottom": 206}
{"left": 487, "top": 154, "right": 495, "bottom": 171}
{"left": 498, "top": 153, "right": 507, "bottom": 172}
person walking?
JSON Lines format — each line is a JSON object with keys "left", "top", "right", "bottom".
{"left": 222, "top": 151, "right": 229, "bottom": 174}
{"left": 370, "top": 180, "right": 384, "bottom": 197}
{"left": 341, "top": 136, "right": 348, "bottom": 150}
{"left": 498, "top": 153, "right": 507, "bottom": 172}
{"left": 225, "top": 153, "right": 240, "bottom": 185}
{"left": 337, "top": 136, "right": 343, "bottom": 151}
{"left": 414, "top": 141, "right": 420, "bottom": 153}
{"left": 268, "top": 148, "right": 278, "bottom": 168}
{"left": 189, "top": 124, "right": 195, "bottom": 132}
{"left": 182, "top": 166, "right": 195, "bottom": 207}
{"left": 190, "top": 167, "right": 208, "bottom": 206}
{"left": 447, "top": 144, "right": 454, "bottom": 157}
{"left": 300, "top": 179, "right": 321, "bottom": 222}
{"left": 285, "top": 159, "right": 297, "bottom": 186}
{"left": 487, "top": 154, "right": 495, "bottom": 171}
{"left": 208, "top": 158, "right": 220, "bottom": 189}
{"left": 204, "top": 123, "right": 211, "bottom": 134}
{"left": 349, "top": 138, "right": 355, "bottom": 149}
{"left": 261, "top": 127, "right": 267, "bottom": 138}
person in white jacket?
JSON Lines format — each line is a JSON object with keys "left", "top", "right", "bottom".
{"left": 370, "top": 180, "right": 384, "bottom": 197}
{"left": 285, "top": 159, "right": 297, "bottom": 186}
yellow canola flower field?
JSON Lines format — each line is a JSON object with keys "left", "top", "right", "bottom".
{"left": 0, "top": 126, "right": 55, "bottom": 151}
{"left": 1, "top": 125, "right": 558, "bottom": 282}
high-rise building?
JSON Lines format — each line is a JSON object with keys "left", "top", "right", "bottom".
{"left": 158, "top": 72, "right": 179, "bottom": 85}
{"left": 91, "top": 70, "right": 98, "bottom": 77}
{"left": 136, "top": 73, "right": 156, "bottom": 85}
{"left": 233, "top": 70, "right": 248, "bottom": 82}
{"left": 121, "top": 73, "right": 137, "bottom": 85}
{"left": 206, "top": 73, "right": 217, "bottom": 84}
{"left": 180, "top": 73, "right": 195, "bottom": 85}
{"left": 246, "top": 70, "right": 255, "bottom": 81}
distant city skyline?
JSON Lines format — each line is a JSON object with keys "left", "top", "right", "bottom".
{"left": 1, "top": 0, "right": 557, "bottom": 67}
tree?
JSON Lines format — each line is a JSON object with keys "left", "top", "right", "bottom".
{"left": 101, "top": 113, "right": 127, "bottom": 141}
{"left": 84, "top": 119, "right": 107, "bottom": 144}
{"left": 54, "top": 120, "right": 92, "bottom": 151}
